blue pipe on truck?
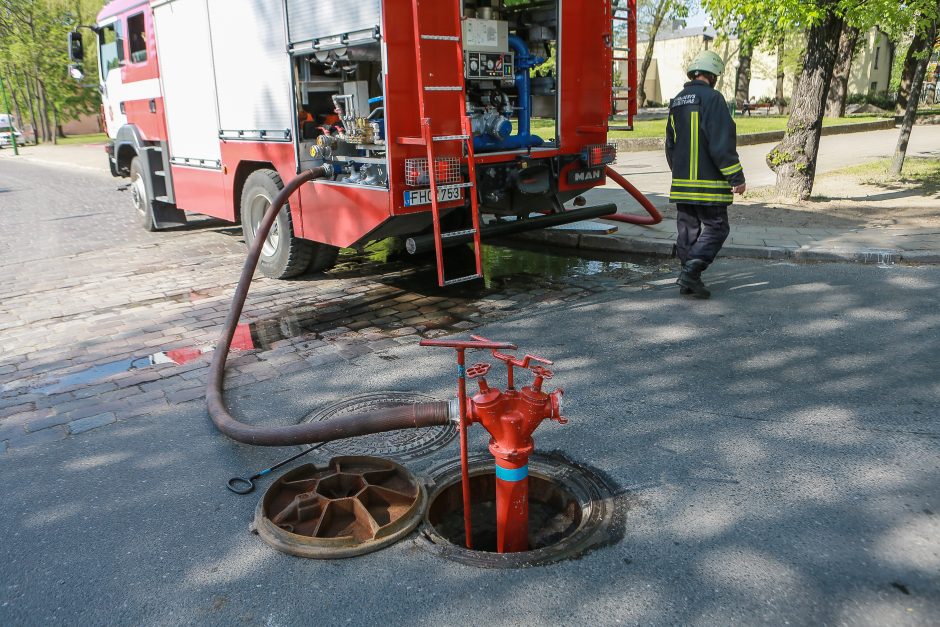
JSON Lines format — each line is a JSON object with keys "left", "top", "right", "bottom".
{"left": 472, "top": 36, "right": 545, "bottom": 152}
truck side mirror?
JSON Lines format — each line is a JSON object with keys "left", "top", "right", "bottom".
{"left": 68, "top": 31, "right": 84, "bottom": 62}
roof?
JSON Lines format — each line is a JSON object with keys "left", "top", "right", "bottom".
{"left": 638, "top": 26, "right": 718, "bottom": 44}
{"left": 97, "top": 0, "right": 150, "bottom": 22}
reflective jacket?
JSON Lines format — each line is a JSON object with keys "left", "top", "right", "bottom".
{"left": 665, "top": 81, "right": 745, "bottom": 206}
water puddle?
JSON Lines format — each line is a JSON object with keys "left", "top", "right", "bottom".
{"left": 32, "top": 241, "right": 666, "bottom": 394}
{"left": 34, "top": 345, "right": 215, "bottom": 395}
{"left": 246, "top": 241, "right": 664, "bottom": 346}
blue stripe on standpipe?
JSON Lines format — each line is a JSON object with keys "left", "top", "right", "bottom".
{"left": 457, "top": 365, "right": 466, "bottom": 379}
{"left": 495, "top": 464, "right": 529, "bottom": 482}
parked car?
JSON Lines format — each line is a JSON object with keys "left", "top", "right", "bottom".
{"left": 0, "top": 114, "right": 23, "bottom": 148}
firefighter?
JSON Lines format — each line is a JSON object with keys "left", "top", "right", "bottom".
{"left": 665, "top": 50, "right": 746, "bottom": 299}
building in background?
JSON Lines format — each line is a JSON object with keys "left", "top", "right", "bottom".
{"left": 628, "top": 26, "right": 894, "bottom": 109}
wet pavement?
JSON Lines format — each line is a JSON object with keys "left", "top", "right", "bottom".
{"left": 0, "top": 153, "right": 672, "bottom": 452}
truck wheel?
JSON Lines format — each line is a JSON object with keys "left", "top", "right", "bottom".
{"left": 130, "top": 156, "right": 158, "bottom": 232}
{"left": 241, "top": 169, "right": 331, "bottom": 279}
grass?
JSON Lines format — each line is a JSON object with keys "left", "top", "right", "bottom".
{"left": 821, "top": 157, "right": 940, "bottom": 194}
{"left": 56, "top": 132, "right": 109, "bottom": 146}
{"left": 530, "top": 115, "right": 882, "bottom": 140}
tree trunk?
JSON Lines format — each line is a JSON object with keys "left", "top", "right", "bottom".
{"left": 891, "top": 17, "right": 939, "bottom": 176}
{"left": 768, "top": 5, "right": 844, "bottom": 201}
{"left": 896, "top": 28, "right": 931, "bottom": 115}
{"left": 52, "top": 105, "right": 63, "bottom": 143}
{"left": 825, "top": 24, "right": 860, "bottom": 118}
{"left": 735, "top": 40, "right": 754, "bottom": 109}
{"left": 19, "top": 69, "right": 39, "bottom": 145}
{"left": 776, "top": 37, "right": 786, "bottom": 107}
{"left": 37, "top": 78, "right": 52, "bottom": 143}
{"left": 638, "top": 0, "right": 670, "bottom": 108}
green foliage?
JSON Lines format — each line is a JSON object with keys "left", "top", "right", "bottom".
{"left": 0, "top": 0, "right": 102, "bottom": 141}
{"left": 890, "top": 36, "right": 912, "bottom": 94}
{"left": 846, "top": 91, "right": 896, "bottom": 109}
{"left": 767, "top": 148, "right": 795, "bottom": 167}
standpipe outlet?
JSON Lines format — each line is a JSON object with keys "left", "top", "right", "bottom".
{"left": 206, "top": 167, "right": 452, "bottom": 446}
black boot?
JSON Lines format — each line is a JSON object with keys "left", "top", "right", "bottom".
{"left": 677, "top": 259, "right": 711, "bottom": 299}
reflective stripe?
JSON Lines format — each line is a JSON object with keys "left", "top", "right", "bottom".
{"left": 672, "top": 179, "right": 732, "bottom": 189}
{"left": 495, "top": 464, "right": 529, "bottom": 483}
{"left": 690, "top": 110, "right": 700, "bottom": 180}
{"left": 669, "top": 114, "right": 677, "bottom": 142}
{"left": 670, "top": 190, "right": 734, "bottom": 203}
{"left": 720, "top": 162, "right": 743, "bottom": 176}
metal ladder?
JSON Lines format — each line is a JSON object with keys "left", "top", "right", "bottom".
{"left": 406, "top": 0, "right": 483, "bottom": 287}
{"left": 610, "top": 0, "right": 637, "bottom": 132}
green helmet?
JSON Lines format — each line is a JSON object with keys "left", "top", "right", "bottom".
{"left": 687, "top": 50, "right": 725, "bottom": 78}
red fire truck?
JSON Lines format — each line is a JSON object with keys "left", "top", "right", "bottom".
{"left": 70, "top": 0, "right": 646, "bottom": 286}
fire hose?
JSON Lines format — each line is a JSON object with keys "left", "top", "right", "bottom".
{"left": 603, "top": 166, "right": 663, "bottom": 226}
{"left": 206, "top": 167, "right": 452, "bottom": 447}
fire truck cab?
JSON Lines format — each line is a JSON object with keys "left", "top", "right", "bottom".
{"left": 75, "top": 0, "right": 636, "bottom": 284}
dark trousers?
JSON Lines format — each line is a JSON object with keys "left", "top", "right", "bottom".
{"left": 676, "top": 203, "right": 731, "bottom": 266}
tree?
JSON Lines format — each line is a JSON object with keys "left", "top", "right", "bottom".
{"left": 0, "top": 0, "right": 100, "bottom": 143}
{"left": 896, "top": 26, "right": 936, "bottom": 113}
{"left": 767, "top": 2, "right": 843, "bottom": 200}
{"left": 704, "top": 0, "right": 840, "bottom": 200}
{"left": 734, "top": 40, "right": 753, "bottom": 107}
{"left": 703, "top": 0, "right": 940, "bottom": 200}
{"left": 825, "top": 24, "right": 860, "bottom": 118}
{"left": 635, "top": 0, "right": 694, "bottom": 107}
{"left": 891, "top": 6, "right": 940, "bottom": 176}
{"left": 703, "top": 2, "right": 797, "bottom": 112}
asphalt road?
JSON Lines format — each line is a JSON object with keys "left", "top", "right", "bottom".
{"left": 1, "top": 231, "right": 937, "bottom": 624}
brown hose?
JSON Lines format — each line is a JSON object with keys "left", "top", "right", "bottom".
{"left": 206, "top": 167, "right": 452, "bottom": 446}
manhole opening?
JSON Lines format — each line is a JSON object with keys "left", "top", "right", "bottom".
{"left": 420, "top": 454, "right": 625, "bottom": 568}
{"left": 428, "top": 473, "right": 582, "bottom": 552}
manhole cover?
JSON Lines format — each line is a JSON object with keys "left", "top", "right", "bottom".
{"left": 419, "top": 452, "right": 626, "bottom": 568}
{"left": 252, "top": 456, "right": 426, "bottom": 558}
{"left": 301, "top": 392, "right": 457, "bottom": 460}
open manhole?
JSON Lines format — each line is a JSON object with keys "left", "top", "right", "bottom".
{"left": 252, "top": 456, "right": 426, "bottom": 558}
{"left": 419, "top": 452, "right": 625, "bottom": 568}
{"left": 301, "top": 392, "right": 457, "bottom": 461}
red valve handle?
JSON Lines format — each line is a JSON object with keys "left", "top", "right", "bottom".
{"left": 470, "top": 335, "right": 553, "bottom": 370}
{"left": 530, "top": 365, "right": 554, "bottom": 380}
{"left": 466, "top": 363, "right": 491, "bottom": 379}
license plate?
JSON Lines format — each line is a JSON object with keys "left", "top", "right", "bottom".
{"left": 404, "top": 187, "right": 464, "bottom": 207}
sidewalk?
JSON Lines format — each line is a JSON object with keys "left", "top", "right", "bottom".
{"left": 0, "top": 141, "right": 110, "bottom": 175}
{"left": 544, "top": 125, "right": 940, "bottom": 265}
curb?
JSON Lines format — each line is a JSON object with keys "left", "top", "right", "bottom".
{"left": 611, "top": 119, "right": 897, "bottom": 153}
{"left": 518, "top": 228, "right": 938, "bottom": 265}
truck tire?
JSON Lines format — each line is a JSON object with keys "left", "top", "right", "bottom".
{"left": 240, "top": 169, "right": 336, "bottom": 279}
{"left": 130, "top": 156, "right": 158, "bottom": 232}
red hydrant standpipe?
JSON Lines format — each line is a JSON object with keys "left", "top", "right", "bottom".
{"left": 421, "top": 336, "right": 566, "bottom": 553}
{"left": 603, "top": 166, "right": 664, "bottom": 226}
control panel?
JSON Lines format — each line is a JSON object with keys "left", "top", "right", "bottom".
{"left": 465, "top": 52, "right": 514, "bottom": 81}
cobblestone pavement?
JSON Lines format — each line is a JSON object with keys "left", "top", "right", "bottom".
{"left": 0, "top": 158, "right": 668, "bottom": 454}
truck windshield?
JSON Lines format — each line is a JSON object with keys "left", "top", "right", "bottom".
{"left": 98, "top": 22, "right": 124, "bottom": 80}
